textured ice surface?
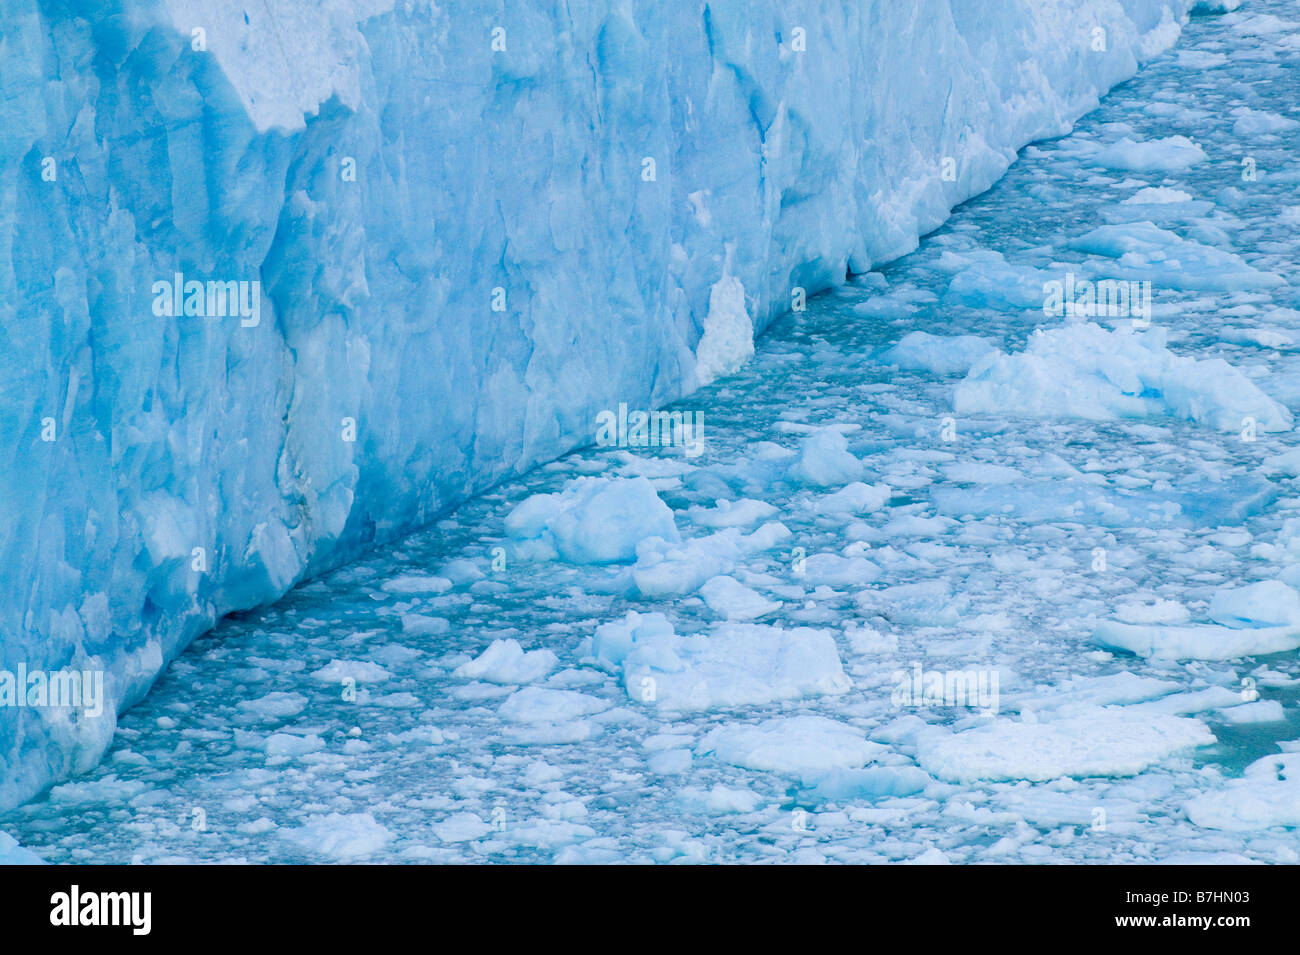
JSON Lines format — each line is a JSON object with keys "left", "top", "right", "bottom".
{"left": 0, "top": 0, "right": 1200, "bottom": 805}
{"left": 7, "top": 1, "right": 1300, "bottom": 864}
{"left": 955, "top": 323, "right": 1293, "bottom": 431}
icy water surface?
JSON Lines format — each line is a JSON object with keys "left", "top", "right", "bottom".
{"left": 7, "top": 1, "right": 1300, "bottom": 863}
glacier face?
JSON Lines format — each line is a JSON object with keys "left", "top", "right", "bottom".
{"left": 0, "top": 0, "right": 1193, "bottom": 807}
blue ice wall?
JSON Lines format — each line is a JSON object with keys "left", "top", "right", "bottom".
{"left": 0, "top": 0, "right": 1193, "bottom": 806}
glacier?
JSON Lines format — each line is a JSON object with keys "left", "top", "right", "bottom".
{"left": 0, "top": 0, "right": 1201, "bottom": 810}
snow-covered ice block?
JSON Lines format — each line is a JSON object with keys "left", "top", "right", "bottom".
{"left": 699, "top": 716, "right": 885, "bottom": 775}
{"left": 954, "top": 323, "right": 1292, "bottom": 432}
{"left": 916, "top": 708, "right": 1213, "bottom": 782}
{"left": 1185, "top": 752, "right": 1300, "bottom": 831}
{"left": 453, "top": 639, "right": 559, "bottom": 684}
{"left": 505, "top": 476, "right": 679, "bottom": 564}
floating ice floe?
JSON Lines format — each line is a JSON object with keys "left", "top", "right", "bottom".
{"left": 1185, "top": 751, "right": 1300, "bottom": 831}
{"left": 698, "top": 575, "right": 782, "bottom": 621}
{"left": 1068, "top": 221, "right": 1284, "bottom": 291}
{"left": 786, "top": 428, "right": 865, "bottom": 487}
{"left": 880, "top": 331, "right": 1000, "bottom": 377}
{"left": 589, "top": 611, "right": 849, "bottom": 711}
{"left": 1089, "top": 135, "right": 1207, "bottom": 172}
{"left": 281, "top": 813, "right": 394, "bottom": 860}
{"left": 699, "top": 716, "right": 885, "bottom": 775}
{"left": 954, "top": 322, "right": 1293, "bottom": 432}
{"left": 1095, "top": 580, "right": 1300, "bottom": 660}
{"left": 505, "top": 476, "right": 679, "bottom": 564}
{"left": 686, "top": 498, "right": 778, "bottom": 528}
{"left": 630, "top": 521, "right": 790, "bottom": 597}
{"left": 453, "top": 639, "right": 559, "bottom": 684}
{"left": 916, "top": 708, "right": 1214, "bottom": 782}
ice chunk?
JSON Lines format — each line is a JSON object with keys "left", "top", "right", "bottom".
{"left": 1068, "top": 222, "right": 1284, "bottom": 291}
{"left": 1185, "top": 752, "right": 1300, "bottom": 831}
{"left": 596, "top": 612, "right": 849, "bottom": 711}
{"left": 699, "top": 576, "right": 782, "bottom": 621}
{"left": 1090, "top": 135, "right": 1207, "bottom": 172}
{"left": 1230, "top": 107, "right": 1298, "bottom": 137}
{"left": 699, "top": 716, "right": 885, "bottom": 775}
{"left": 453, "top": 639, "right": 559, "bottom": 684}
{"left": 810, "top": 482, "right": 891, "bottom": 515}
{"left": 687, "top": 498, "right": 778, "bottom": 528}
{"left": 916, "top": 708, "right": 1213, "bottom": 782}
{"left": 696, "top": 274, "right": 754, "bottom": 386}
{"left": 1094, "top": 620, "right": 1300, "bottom": 661}
{"left": 505, "top": 476, "right": 679, "bottom": 564}
{"left": 1208, "top": 581, "right": 1300, "bottom": 629}
{"left": 497, "top": 687, "right": 610, "bottom": 724}
{"left": 282, "top": 813, "right": 393, "bottom": 860}
{"left": 631, "top": 522, "right": 791, "bottom": 598}
{"left": 954, "top": 323, "right": 1292, "bottom": 432}
{"left": 880, "top": 331, "right": 999, "bottom": 376}
{"left": 1215, "top": 700, "right": 1286, "bottom": 724}
{"left": 787, "top": 428, "right": 865, "bottom": 488}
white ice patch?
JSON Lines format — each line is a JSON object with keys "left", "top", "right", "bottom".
{"left": 631, "top": 521, "right": 791, "bottom": 598}
{"left": 787, "top": 428, "right": 865, "bottom": 488}
{"left": 592, "top": 611, "right": 849, "bottom": 711}
{"left": 281, "top": 812, "right": 394, "bottom": 860}
{"left": 1069, "top": 221, "right": 1284, "bottom": 291}
{"left": 695, "top": 274, "right": 754, "bottom": 386}
{"left": 505, "top": 476, "right": 679, "bottom": 564}
{"left": 699, "top": 716, "right": 885, "bottom": 775}
{"left": 699, "top": 575, "right": 782, "bottom": 621}
{"left": 954, "top": 323, "right": 1292, "bottom": 433}
{"left": 1094, "top": 621, "right": 1300, "bottom": 661}
{"left": 916, "top": 708, "right": 1214, "bottom": 782}
{"left": 453, "top": 639, "right": 559, "bottom": 684}
{"left": 1090, "top": 135, "right": 1207, "bottom": 172}
{"left": 1186, "top": 751, "right": 1300, "bottom": 831}
{"left": 880, "top": 331, "right": 999, "bottom": 377}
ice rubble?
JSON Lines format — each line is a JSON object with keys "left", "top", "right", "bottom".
{"left": 2, "top": 0, "right": 1201, "bottom": 805}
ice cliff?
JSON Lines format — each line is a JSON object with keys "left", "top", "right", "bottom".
{"left": 1, "top": 0, "right": 1196, "bottom": 806}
